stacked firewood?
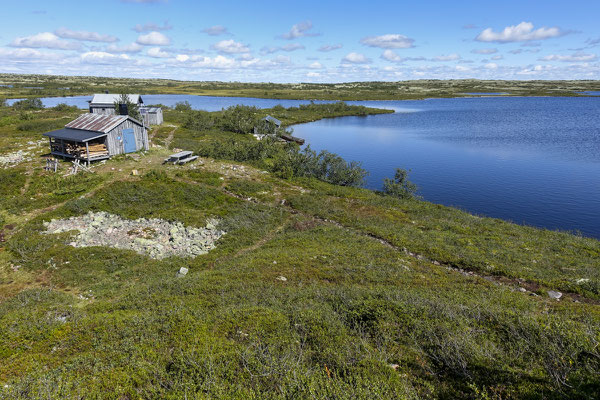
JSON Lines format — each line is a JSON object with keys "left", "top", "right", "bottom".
{"left": 63, "top": 143, "right": 109, "bottom": 158}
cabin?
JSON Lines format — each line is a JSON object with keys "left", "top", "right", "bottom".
{"left": 254, "top": 115, "right": 282, "bottom": 136}
{"left": 43, "top": 113, "right": 149, "bottom": 163}
{"left": 139, "top": 106, "right": 163, "bottom": 125}
{"left": 88, "top": 94, "right": 144, "bottom": 115}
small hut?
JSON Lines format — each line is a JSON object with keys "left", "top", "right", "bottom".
{"left": 43, "top": 113, "right": 148, "bottom": 162}
{"left": 139, "top": 107, "right": 163, "bottom": 125}
{"left": 88, "top": 94, "right": 144, "bottom": 115}
{"left": 254, "top": 115, "right": 282, "bottom": 136}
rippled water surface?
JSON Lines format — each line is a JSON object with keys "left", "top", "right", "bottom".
{"left": 294, "top": 97, "right": 600, "bottom": 238}
{"left": 11, "top": 94, "right": 600, "bottom": 237}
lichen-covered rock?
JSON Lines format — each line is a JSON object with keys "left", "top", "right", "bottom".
{"left": 43, "top": 211, "right": 225, "bottom": 259}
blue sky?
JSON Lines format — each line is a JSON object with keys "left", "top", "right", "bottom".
{"left": 0, "top": 0, "right": 599, "bottom": 82}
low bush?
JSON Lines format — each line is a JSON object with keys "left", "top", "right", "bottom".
{"left": 382, "top": 168, "right": 418, "bottom": 199}
{"left": 52, "top": 103, "right": 79, "bottom": 112}
{"left": 12, "top": 98, "right": 43, "bottom": 110}
{"left": 174, "top": 101, "right": 192, "bottom": 111}
{"left": 271, "top": 145, "right": 368, "bottom": 187}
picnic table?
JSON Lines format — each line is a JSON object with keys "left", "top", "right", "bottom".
{"left": 163, "top": 151, "right": 198, "bottom": 165}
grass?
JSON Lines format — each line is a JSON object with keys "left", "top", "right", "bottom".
{"left": 0, "top": 102, "right": 599, "bottom": 399}
{"left": 1, "top": 73, "right": 600, "bottom": 101}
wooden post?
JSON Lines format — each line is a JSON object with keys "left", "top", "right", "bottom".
{"left": 85, "top": 142, "right": 90, "bottom": 163}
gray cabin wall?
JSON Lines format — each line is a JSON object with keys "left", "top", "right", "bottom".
{"left": 105, "top": 120, "right": 147, "bottom": 155}
{"left": 90, "top": 106, "right": 116, "bottom": 115}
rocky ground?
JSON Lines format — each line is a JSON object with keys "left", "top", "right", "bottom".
{"left": 43, "top": 211, "right": 225, "bottom": 259}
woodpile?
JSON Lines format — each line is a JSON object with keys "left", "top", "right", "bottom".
{"left": 63, "top": 142, "right": 108, "bottom": 158}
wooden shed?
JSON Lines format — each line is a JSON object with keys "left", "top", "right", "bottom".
{"left": 139, "top": 107, "right": 163, "bottom": 125}
{"left": 88, "top": 94, "right": 144, "bottom": 115}
{"left": 43, "top": 113, "right": 149, "bottom": 162}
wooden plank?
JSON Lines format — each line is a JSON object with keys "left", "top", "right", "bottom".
{"left": 177, "top": 155, "right": 198, "bottom": 164}
{"left": 169, "top": 151, "right": 193, "bottom": 159}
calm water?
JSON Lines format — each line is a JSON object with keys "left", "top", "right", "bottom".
{"left": 8, "top": 94, "right": 600, "bottom": 237}
{"left": 293, "top": 97, "right": 600, "bottom": 238}
{"left": 6, "top": 94, "right": 330, "bottom": 111}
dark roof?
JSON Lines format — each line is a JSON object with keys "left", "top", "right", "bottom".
{"left": 43, "top": 128, "right": 107, "bottom": 142}
{"left": 263, "top": 115, "right": 282, "bottom": 127}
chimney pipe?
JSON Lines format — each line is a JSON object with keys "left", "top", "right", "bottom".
{"left": 119, "top": 103, "right": 128, "bottom": 116}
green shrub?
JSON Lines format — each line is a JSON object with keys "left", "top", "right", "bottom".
{"left": 174, "top": 101, "right": 192, "bottom": 111}
{"left": 382, "top": 168, "right": 418, "bottom": 199}
{"left": 219, "top": 105, "right": 260, "bottom": 134}
{"left": 52, "top": 103, "right": 79, "bottom": 112}
{"left": 272, "top": 145, "right": 368, "bottom": 187}
{"left": 12, "top": 98, "right": 43, "bottom": 110}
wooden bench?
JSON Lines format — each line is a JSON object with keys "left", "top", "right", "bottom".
{"left": 178, "top": 155, "right": 198, "bottom": 164}
{"left": 164, "top": 150, "right": 193, "bottom": 164}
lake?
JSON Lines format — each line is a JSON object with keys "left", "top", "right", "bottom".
{"left": 6, "top": 94, "right": 330, "bottom": 111}
{"left": 295, "top": 97, "right": 600, "bottom": 238}
{"left": 9, "top": 94, "right": 600, "bottom": 238}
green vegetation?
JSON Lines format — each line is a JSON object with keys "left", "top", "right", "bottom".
{"left": 113, "top": 93, "right": 141, "bottom": 120}
{"left": 383, "top": 168, "right": 419, "bottom": 199}
{"left": 1, "top": 73, "right": 599, "bottom": 101}
{"left": 11, "top": 98, "right": 42, "bottom": 110}
{"left": 0, "top": 98, "right": 599, "bottom": 399}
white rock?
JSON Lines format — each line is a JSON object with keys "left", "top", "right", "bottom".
{"left": 548, "top": 290, "right": 562, "bottom": 300}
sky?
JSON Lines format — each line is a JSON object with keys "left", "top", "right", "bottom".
{"left": 0, "top": 0, "right": 599, "bottom": 82}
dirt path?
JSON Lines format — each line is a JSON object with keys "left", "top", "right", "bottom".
{"left": 148, "top": 127, "right": 158, "bottom": 140}
{"left": 19, "top": 172, "right": 33, "bottom": 195}
{"left": 163, "top": 127, "right": 176, "bottom": 148}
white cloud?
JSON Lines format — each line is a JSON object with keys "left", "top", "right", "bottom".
{"left": 136, "top": 31, "right": 171, "bottom": 46}
{"left": 0, "top": 47, "right": 61, "bottom": 60}
{"left": 105, "top": 42, "right": 143, "bottom": 53}
{"left": 318, "top": 44, "right": 342, "bottom": 52}
{"left": 476, "top": 22, "right": 566, "bottom": 43}
{"left": 381, "top": 49, "right": 403, "bottom": 62}
{"left": 211, "top": 39, "right": 249, "bottom": 54}
{"left": 308, "top": 61, "right": 323, "bottom": 69}
{"left": 540, "top": 52, "right": 597, "bottom": 62}
{"left": 281, "top": 43, "right": 305, "bottom": 52}
{"left": 491, "top": 55, "right": 504, "bottom": 60}
{"left": 173, "top": 54, "right": 238, "bottom": 69}
{"left": 280, "top": 21, "right": 319, "bottom": 40}
{"left": 81, "top": 51, "right": 131, "bottom": 64}
{"left": 147, "top": 47, "right": 170, "bottom": 58}
{"left": 261, "top": 43, "right": 305, "bottom": 54}
{"left": 455, "top": 65, "right": 471, "bottom": 71}
{"left": 202, "top": 25, "right": 229, "bottom": 36}
{"left": 342, "top": 52, "right": 371, "bottom": 64}
{"left": 133, "top": 21, "right": 172, "bottom": 33}
{"left": 360, "top": 34, "right": 414, "bottom": 49}
{"left": 484, "top": 62, "right": 498, "bottom": 69}
{"left": 55, "top": 27, "right": 118, "bottom": 43}
{"left": 10, "top": 32, "right": 81, "bottom": 50}
{"left": 307, "top": 72, "right": 321, "bottom": 78}
{"left": 471, "top": 48, "right": 498, "bottom": 54}
{"left": 433, "top": 53, "right": 461, "bottom": 61}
